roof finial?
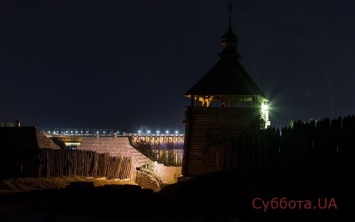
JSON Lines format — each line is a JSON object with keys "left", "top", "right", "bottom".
{"left": 227, "top": 1, "right": 233, "bottom": 29}
{"left": 220, "top": 0, "right": 239, "bottom": 58}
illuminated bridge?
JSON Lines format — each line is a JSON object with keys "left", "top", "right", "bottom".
{"left": 45, "top": 128, "right": 184, "bottom": 149}
{"left": 126, "top": 132, "right": 184, "bottom": 149}
{"left": 50, "top": 128, "right": 117, "bottom": 136}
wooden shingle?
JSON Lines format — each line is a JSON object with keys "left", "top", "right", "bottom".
{"left": 77, "top": 136, "right": 150, "bottom": 168}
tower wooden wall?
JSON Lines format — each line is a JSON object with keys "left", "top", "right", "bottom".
{"left": 182, "top": 106, "right": 261, "bottom": 177}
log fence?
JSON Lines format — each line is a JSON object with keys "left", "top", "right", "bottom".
{"left": 0, "top": 149, "right": 134, "bottom": 180}
{"left": 216, "top": 115, "right": 355, "bottom": 171}
{"left": 2, "top": 115, "right": 355, "bottom": 179}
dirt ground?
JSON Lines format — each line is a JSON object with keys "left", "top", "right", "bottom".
{"left": 0, "top": 168, "right": 353, "bottom": 222}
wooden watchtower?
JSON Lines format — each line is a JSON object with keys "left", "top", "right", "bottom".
{"left": 182, "top": 5, "right": 270, "bottom": 177}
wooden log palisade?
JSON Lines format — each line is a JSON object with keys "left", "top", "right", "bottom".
{"left": 0, "top": 149, "right": 135, "bottom": 180}
{"left": 182, "top": 113, "right": 355, "bottom": 177}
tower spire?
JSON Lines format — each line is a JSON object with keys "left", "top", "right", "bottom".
{"left": 220, "top": 1, "right": 240, "bottom": 58}
{"left": 227, "top": 1, "right": 233, "bottom": 29}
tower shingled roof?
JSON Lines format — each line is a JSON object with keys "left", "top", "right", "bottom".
{"left": 185, "top": 56, "right": 265, "bottom": 97}
{"left": 185, "top": 3, "right": 265, "bottom": 98}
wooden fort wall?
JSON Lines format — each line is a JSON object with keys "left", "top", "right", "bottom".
{"left": 0, "top": 149, "right": 135, "bottom": 180}
{"left": 182, "top": 113, "right": 355, "bottom": 177}
{"left": 182, "top": 107, "right": 261, "bottom": 177}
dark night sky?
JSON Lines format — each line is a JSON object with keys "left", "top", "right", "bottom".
{"left": 1, "top": 0, "right": 355, "bottom": 133}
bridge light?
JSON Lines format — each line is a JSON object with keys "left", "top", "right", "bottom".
{"left": 166, "top": 130, "right": 169, "bottom": 134}
{"left": 138, "top": 130, "right": 141, "bottom": 134}
{"left": 175, "top": 130, "right": 178, "bottom": 134}
{"left": 156, "top": 130, "right": 160, "bottom": 134}
{"left": 147, "top": 130, "right": 151, "bottom": 134}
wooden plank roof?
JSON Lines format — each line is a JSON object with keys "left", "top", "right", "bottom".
{"left": 77, "top": 136, "right": 150, "bottom": 168}
{"left": 0, "top": 127, "right": 60, "bottom": 150}
{"left": 185, "top": 56, "right": 265, "bottom": 97}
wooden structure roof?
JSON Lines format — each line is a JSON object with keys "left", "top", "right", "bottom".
{"left": 77, "top": 136, "right": 150, "bottom": 168}
{"left": 185, "top": 19, "right": 265, "bottom": 99}
{"left": 185, "top": 56, "right": 265, "bottom": 97}
{"left": 0, "top": 127, "right": 60, "bottom": 150}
